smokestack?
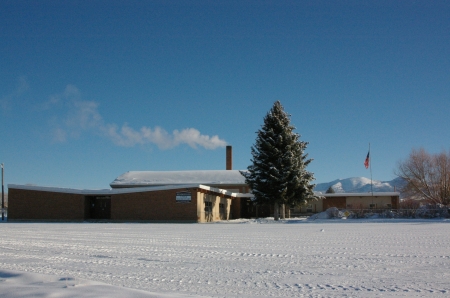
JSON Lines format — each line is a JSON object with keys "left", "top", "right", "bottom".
{"left": 226, "top": 146, "right": 232, "bottom": 170}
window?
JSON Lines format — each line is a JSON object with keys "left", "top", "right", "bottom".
{"left": 219, "top": 203, "right": 226, "bottom": 219}
{"left": 347, "top": 204, "right": 353, "bottom": 209}
{"left": 204, "top": 201, "right": 212, "bottom": 212}
{"left": 386, "top": 204, "right": 392, "bottom": 208}
{"left": 306, "top": 204, "right": 313, "bottom": 212}
{"left": 369, "top": 204, "right": 376, "bottom": 209}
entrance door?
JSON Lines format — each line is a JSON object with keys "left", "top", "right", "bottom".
{"left": 240, "top": 198, "right": 254, "bottom": 218}
{"left": 89, "top": 196, "right": 111, "bottom": 220}
{"left": 240, "top": 199, "right": 271, "bottom": 218}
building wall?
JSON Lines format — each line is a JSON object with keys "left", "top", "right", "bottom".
{"left": 345, "top": 196, "right": 395, "bottom": 209}
{"left": 230, "top": 197, "right": 243, "bottom": 219}
{"left": 391, "top": 196, "right": 399, "bottom": 209}
{"left": 323, "top": 196, "right": 347, "bottom": 209}
{"left": 111, "top": 188, "right": 198, "bottom": 222}
{"left": 297, "top": 199, "right": 324, "bottom": 213}
{"left": 8, "top": 188, "right": 86, "bottom": 221}
{"left": 197, "top": 191, "right": 232, "bottom": 223}
{"left": 8, "top": 187, "right": 239, "bottom": 222}
{"left": 320, "top": 194, "right": 400, "bottom": 210}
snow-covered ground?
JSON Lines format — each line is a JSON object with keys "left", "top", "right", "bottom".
{"left": 1, "top": 219, "right": 450, "bottom": 297}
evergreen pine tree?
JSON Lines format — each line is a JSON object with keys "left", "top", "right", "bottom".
{"left": 326, "top": 186, "right": 336, "bottom": 193}
{"left": 241, "top": 101, "right": 317, "bottom": 220}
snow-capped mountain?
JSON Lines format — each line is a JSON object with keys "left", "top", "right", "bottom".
{"left": 314, "top": 177, "right": 406, "bottom": 194}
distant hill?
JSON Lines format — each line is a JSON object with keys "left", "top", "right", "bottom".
{"left": 314, "top": 177, "right": 406, "bottom": 194}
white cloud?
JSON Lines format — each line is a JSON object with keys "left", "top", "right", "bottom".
{"left": 173, "top": 128, "right": 227, "bottom": 149}
{"left": 104, "top": 125, "right": 227, "bottom": 149}
{"left": 50, "top": 85, "right": 227, "bottom": 150}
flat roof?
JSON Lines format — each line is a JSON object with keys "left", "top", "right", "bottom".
{"left": 110, "top": 170, "right": 247, "bottom": 188}
{"left": 8, "top": 184, "right": 254, "bottom": 198}
{"left": 323, "top": 192, "right": 400, "bottom": 197}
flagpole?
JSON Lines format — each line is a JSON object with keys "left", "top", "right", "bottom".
{"left": 369, "top": 143, "right": 373, "bottom": 197}
{"left": 364, "top": 144, "right": 374, "bottom": 205}
{"left": 1, "top": 163, "right": 4, "bottom": 221}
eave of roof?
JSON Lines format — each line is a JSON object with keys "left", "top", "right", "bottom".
{"left": 322, "top": 192, "right": 400, "bottom": 197}
{"left": 8, "top": 184, "right": 254, "bottom": 198}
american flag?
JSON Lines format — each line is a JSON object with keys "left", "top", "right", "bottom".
{"left": 364, "top": 151, "right": 370, "bottom": 169}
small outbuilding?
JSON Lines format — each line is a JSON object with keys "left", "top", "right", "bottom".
{"left": 293, "top": 192, "right": 400, "bottom": 214}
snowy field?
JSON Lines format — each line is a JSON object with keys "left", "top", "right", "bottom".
{"left": 1, "top": 219, "right": 450, "bottom": 297}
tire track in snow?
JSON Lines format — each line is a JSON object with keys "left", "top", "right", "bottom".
{"left": 0, "top": 222, "right": 449, "bottom": 297}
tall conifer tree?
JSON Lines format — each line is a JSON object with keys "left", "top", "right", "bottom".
{"left": 241, "top": 101, "right": 316, "bottom": 220}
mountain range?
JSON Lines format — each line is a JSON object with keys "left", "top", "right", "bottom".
{"left": 314, "top": 177, "right": 406, "bottom": 194}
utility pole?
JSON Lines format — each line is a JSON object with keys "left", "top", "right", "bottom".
{"left": 1, "top": 163, "right": 4, "bottom": 221}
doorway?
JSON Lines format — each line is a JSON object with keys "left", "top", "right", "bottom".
{"left": 87, "top": 196, "right": 111, "bottom": 220}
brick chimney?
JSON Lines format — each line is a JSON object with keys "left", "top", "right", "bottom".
{"left": 226, "top": 146, "right": 232, "bottom": 170}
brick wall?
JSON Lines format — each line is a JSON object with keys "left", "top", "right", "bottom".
{"left": 8, "top": 188, "right": 86, "bottom": 221}
{"left": 323, "top": 197, "right": 346, "bottom": 209}
{"left": 111, "top": 188, "right": 198, "bottom": 222}
{"left": 8, "top": 186, "right": 246, "bottom": 222}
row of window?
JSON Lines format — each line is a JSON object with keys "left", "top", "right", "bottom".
{"left": 346, "top": 203, "right": 392, "bottom": 209}
{"left": 204, "top": 201, "right": 226, "bottom": 213}
{"left": 302, "top": 203, "right": 393, "bottom": 211}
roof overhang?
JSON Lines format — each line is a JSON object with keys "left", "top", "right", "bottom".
{"left": 8, "top": 184, "right": 254, "bottom": 199}
{"left": 322, "top": 192, "right": 400, "bottom": 197}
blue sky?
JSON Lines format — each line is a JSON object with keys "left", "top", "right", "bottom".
{"left": 1, "top": 0, "right": 449, "bottom": 190}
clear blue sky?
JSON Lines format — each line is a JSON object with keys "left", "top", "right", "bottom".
{"left": 1, "top": 0, "right": 449, "bottom": 190}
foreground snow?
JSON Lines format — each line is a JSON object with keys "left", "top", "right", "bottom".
{"left": 1, "top": 219, "right": 450, "bottom": 297}
{"left": 0, "top": 269, "right": 198, "bottom": 298}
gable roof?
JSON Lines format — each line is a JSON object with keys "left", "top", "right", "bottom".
{"left": 110, "top": 170, "right": 247, "bottom": 188}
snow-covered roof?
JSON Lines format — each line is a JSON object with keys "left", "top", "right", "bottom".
{"left": 8, "top": 184, "right": 253, "bottom": 198}
{"left": 110, "top": 170, "right": 247, "bottom": 188}
{"left": 323, "top": 192, "right": 400, "bottom": 197}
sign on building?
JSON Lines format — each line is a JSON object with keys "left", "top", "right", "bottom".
{"left": 176, "top": 191, "right": 191, "bottom": 203}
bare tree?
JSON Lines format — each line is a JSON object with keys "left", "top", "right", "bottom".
{"left": 395, "top": 148, "right": 450, "bottom": 205}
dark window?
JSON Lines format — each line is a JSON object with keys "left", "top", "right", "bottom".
{"left": 204, "top": 201, "right": 212, "bottom": 212}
